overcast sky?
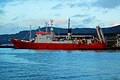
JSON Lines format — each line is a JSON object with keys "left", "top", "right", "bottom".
{"left": 0, "top": 0, "right": 120, "bottom": 34}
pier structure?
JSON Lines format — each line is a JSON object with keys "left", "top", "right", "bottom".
{"left": 116, "top": 34, "right": 120, "bottom": 47}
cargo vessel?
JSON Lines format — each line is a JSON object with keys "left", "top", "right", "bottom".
{"left": 11, "top": 19, "right": 106, "bottom": 50}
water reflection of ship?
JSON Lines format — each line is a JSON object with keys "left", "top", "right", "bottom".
{"left": 11, "top": 19, "right": 106, "bottom": 50}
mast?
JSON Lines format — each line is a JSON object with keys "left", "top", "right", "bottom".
{"left": 50, "top": 19, "right": 54, "bottom": 38}
{"left": 99, "top": 27, "right": 105, "bottom": 43}
{"left": 50, "top": 19, "right": 54, "bottom": 33}
{"left": 96, "top": 26, "right": 105, "bottom": 43}
{"left": 67, "top": 18, "right": 72, "bottom": 40}
{"left": 38, "top": 26, "right": 41, "bottom": 32}
{"left": 45, "top": 22, "right": 48, "bottom": 32}
{"left": 68, "top": 18, "right": 70, "bottom": 29}
{"left": 29, "top": 25, "right": 31, "bottom": 41}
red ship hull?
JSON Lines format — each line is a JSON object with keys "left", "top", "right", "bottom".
{"left": 11, "top": 39, "right": 106, "bottom": 50}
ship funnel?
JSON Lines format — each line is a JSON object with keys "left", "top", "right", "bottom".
{"left": 96, "top": 26, "right": 105, "bottom": 43}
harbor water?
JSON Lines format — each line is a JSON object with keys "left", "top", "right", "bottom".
{"left": 0, "top": 48, "right": 120, "bottom": 80}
